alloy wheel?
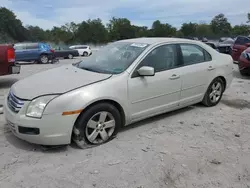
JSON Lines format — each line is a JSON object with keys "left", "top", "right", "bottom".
{"left": 85, "top": 111, "right": 116, "bottom": 144}
{"left": 209, "top": 81, "right": 222, "bottom": 103}
{"left": 41, "top": 55, "right": 48, "bottom": 64}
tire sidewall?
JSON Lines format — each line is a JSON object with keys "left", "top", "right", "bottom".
{"left": 204, "top": 78, "right": 224, "bottom": 106}
{"left": 75, "top": 103, "right": 121, "bottom": 145}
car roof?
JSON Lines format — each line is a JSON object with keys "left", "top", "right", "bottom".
{"left": 118, "top": 37, "right": 198, "bottom": 45}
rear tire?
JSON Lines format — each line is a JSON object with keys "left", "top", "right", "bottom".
{"left": 202, "top": 77, "right": 224, "bottom": 107}
{"left": 39, "top": 54, "right": 49, "bottom": 64}
{"left": 68, "top": 54, "right": 73, "bottom": 59}
{"left": 73, "top": 103, "right": 121, "bottom": 148}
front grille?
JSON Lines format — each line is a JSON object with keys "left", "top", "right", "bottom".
{"left": 7, "top": 91, "right": 24, "bottom": 113}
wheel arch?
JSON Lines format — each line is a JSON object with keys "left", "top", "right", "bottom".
{"left": 217, "top": 76, "right": 227, "bottom": 92}
{"left": 74, "top": 99, "right": 126, "bottom": 128}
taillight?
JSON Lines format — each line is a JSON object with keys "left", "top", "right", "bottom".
{"left": 7, "top": 48, "right": 15, "bottom": 63}
{"left": 50, "top": 49, "right": 55, "bottom": 53}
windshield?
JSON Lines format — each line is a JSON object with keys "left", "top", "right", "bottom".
{"left": 75, "top": 41, "right": 149, "bottom": 74}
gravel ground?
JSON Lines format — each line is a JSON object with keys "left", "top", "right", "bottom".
{"left": 0, "top": 59, "right": 250, "bottom": 188}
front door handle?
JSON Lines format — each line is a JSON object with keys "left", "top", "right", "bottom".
{"left": 169, "top": 74, "right": 180, "bottom": 80}
{"left": 207, "top": 66, "right": 215, "bottom": 71}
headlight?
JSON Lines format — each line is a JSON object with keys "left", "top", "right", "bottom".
{"left": 26, "top": 95, "right": 58, "bottom": 118}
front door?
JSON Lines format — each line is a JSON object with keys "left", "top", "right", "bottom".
{"left": 178, "top": 43, "right": 216, "bottom": 106}
{"left": 128, "top": 44, "right": 182, "bottom": 121}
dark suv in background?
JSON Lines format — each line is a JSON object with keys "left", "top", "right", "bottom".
{"left": 231, "top": 36, "right": 250, "bottom": 62}
{"left": 14, "top": 42, "right": 55, "bottom": 64}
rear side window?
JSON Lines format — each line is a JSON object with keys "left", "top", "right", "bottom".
{"left": 180, "top": 44, "right": 211, "bottom": 65}
{"left": 79, "top": 46, "right": 87, "bottom": 49}
{"left": 14, "top": 44, "right": 25, "bottom": 50}
{"left": 26, "top": 43, "right": 39, "bottom": 50}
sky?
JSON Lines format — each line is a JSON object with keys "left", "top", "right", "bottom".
{"left": 1, "top": 0, "right": 249, "bottom": 29}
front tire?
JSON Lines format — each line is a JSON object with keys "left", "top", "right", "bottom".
{"left": 202, "top": 77, "right": 224, "bottom": 107}
{"left": 83, "top": 52, "right": 88, "bottom": 56}
{"left": 39, "top": 54, "right": 49, "bottom": 64}
{"left": 73, "top": 103, "right": 121, "bottom": 148}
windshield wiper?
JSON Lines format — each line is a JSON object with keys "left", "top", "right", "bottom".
{"left": 81, "top": 67, "right": 103, "bottom": 73}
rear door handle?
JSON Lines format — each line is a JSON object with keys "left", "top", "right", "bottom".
{"left": 207, "top": 66, "right": 215, "bottom": 71}
{"left": 169, "top": 74, "right": 180, "bottom": 80}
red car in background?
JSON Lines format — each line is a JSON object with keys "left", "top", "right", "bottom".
{"left": 238, "top": 47, "right": 250, "bottom": 76}
{"left": 0, "top": 44, "right": 20, "bottom": 76}
{"left": 231, "top": 36, "right": 250, "bottom": 62}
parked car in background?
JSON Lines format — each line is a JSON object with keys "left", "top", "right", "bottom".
{"left": 238, "top": 47, "right": 250, "bottom": 75}
{"left": 4, "top": 38, "right": 233, "bottom": 148}
{"left": 53, "top": 46, "right": 79, "bottom": 59}
{"left": 205, "top": 42, "right": 219, "bottom": 52}
{"left": 217, "top": 37, "right": 234, "bottom": 55}
{"left": 14, "top": 42, "right": 55, "bottom": 64}
{"left": 231, "top": 36, "right": 250, "bottom": 62}
{"left": 69, "top": 45, "right": 92, "bottom": 56}
{"left": 0, "top": 44, "right": 20, "bottom": 76}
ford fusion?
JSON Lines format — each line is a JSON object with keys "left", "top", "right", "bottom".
{"left": 4, "top": 38, "right": 234, "bottom": 148}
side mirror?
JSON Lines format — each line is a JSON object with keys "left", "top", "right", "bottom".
{"left": 137, "top": 66, "right": 155, "bottom": 76}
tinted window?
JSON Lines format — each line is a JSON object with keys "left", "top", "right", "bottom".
{"left": 244, "top": 37, "right": 250, "bottom": 44}
{"left": 137, "top": 44, "right": 179, "bottom": 73}
{"left": 235, "top": 37, "right": 246, "bottom": 45}
{"left": 180, "top": 44, "right": 210, "bottom": 65}
{"left": 79, "top": 46, "right": 87, "bottom": 49}
{"left": 26, "top": 43, "right": 39, "bottom": 50}
{"left": 14, "top": 44, "right": 25, "bottom": 50}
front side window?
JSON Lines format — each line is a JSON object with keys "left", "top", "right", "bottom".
{"left": 136, "top": 44, "right": 179, "bottom": 73}
{"left": 180, "top": 44, "right": 210, "bottom": 65}
{"left": 75, "top": 42, "right": 149, "bottom": 74}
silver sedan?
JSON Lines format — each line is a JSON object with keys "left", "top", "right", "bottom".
{"left": 4, "top": 38, "right": 234, "bottom": 148}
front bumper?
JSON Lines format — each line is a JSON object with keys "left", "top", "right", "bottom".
{"left": 4, "top": 97, "right": 78, "bottom": 145}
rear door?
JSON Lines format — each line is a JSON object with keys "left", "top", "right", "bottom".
{"left": 25, "top": 43, "right": 40, "bottom": 60}
{"left": 14, "top": 44, "right": 27, "bottom": 61}
{"left": 178, "top": 43, "right": 216, "bottom": 106}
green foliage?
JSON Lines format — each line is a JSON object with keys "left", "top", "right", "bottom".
{"left": 180, "top": 22, "right": 197, "bottom": 37}
{"left": 210, "top": 13, "right": 232, "bottom": 36}
{"left": 1, "top": 7, "right": 250, "bottom": 44}
{"left": 232, "top": 25, "right": 250, "bottom": 36}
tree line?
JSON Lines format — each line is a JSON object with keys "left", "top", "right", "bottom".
{"left": 0, "top": 7, "right": 249, "bottom": 45}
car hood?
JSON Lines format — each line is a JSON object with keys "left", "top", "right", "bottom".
{"left": 11, "top": 64, "right": 112, "bottom": 100}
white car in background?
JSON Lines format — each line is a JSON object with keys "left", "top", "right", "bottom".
{"left": 69, "top": 45, "right": 92, "bottom": 56}
{"left": 4, "top": 38, "right": 234, "bottom": 148}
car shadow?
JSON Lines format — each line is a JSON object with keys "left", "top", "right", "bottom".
{"left": 0, "top": 78, "right": 18, "bottom": 89}
{"left": 233, "top": 69, "right": 250, "bottom": 80}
